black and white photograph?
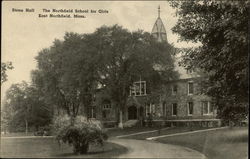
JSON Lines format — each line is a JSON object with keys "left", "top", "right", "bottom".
{"left": 1, "top": 1, "right": 249, "bottom": 158}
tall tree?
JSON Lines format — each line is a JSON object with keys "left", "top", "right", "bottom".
{"left": 32, "top": 33, "right": 100, "bottom": 118}
{"left": 2, "top": 82, "right": 52, "bottom": 133}
{"left": 170, "top": 1, "right": 249, "bottom": 121}
{"left": 89, "top": 25, "right": 177, "bottom": 128}
{"left": 32, "top": 25, "right": 177, "bottom": 127}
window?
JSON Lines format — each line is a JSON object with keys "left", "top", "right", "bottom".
{"left": 172, "top": 85, "right": 178, "bottom": 95}
{"left": 187, "top": 102, "right": 193, "bottom": 115}
{"left": 135, "top": 83, "right": 140, "bottom": 96}
{"left": 141, "top": 81, "right": 146, "bottom": 95}
{"left": 202, "top": 101, "right": 213, "bottom": 115}
{"left": 188, "top": 82, "right": 194, "bottom": 95}
{"left": 146, "top": 104, "right": 150, "bottom": 115}
{"left": 163, "top": 102, "right": 166, "bottom": 116}
{"left": 186, "top": 69, "right": 193, "bottom": 74}
{"left": 186, "top": 68, "right": 196, "bottom": 74}
{"left": 103, "top": 104, "right": 111, "bottom": 109}
{"left": 172, "top": 103, "right": 177, "bottom": 116}
{"left": 151, "top": 104, "right": 155, "bottom": 114}
{"left": 145, "top": 103, "right": 154, "bottom": 115}
{"left": 130, "top": 81, "right": 147, "bottom": 96}
{"left": 89, "top": 107, "right": 96, "bottom": 118}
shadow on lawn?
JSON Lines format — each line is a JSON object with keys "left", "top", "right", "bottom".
{"left": 219, "top": 128, "right": 248, "bottom": 143}
{"left": 53, "top": 142, "right": 128, "bottom": 158}
{"left": 155, "top": 127, "right": 248, "bottom": 159}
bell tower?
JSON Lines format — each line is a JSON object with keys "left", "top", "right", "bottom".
{"left": 151, "top": 6, "right": 167, "bottom": 42}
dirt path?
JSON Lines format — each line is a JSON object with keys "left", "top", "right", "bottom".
{"left": 109, "top": 138, "right": 206, "bottom": 158}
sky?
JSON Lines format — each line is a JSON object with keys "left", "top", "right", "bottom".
{"left": 1, "top": 1, "right": 194, "bottom": 103}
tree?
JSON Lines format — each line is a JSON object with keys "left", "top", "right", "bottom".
{"left": 2, "top": 82, "right": 52, "bottom": 133}
{"left": 170, "top": 1, "right": 249, "bottom": 121}
{"left": 90, "top": 25, "right": 178, "bottom": 128}
{"left": 32, "top": 25, "right": 178, "bottom": 128}
{"left": 1, "top": 99, "right": 15, "bottom": 134}
{"left": 1, "top": 62, "right": 14, "bottom": 84}
{"left": 54, "top": 115, "right": 108, "bottom": 154}
{"left": 32, "top": 33, "right": 100, "bottom": 118}
{"left": 5, "top": 82, "right": 31, "bottom": 133}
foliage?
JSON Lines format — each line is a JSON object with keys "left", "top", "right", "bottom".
{"left": 1, "top": 61, "right": 14, "bottom": 84}
{"left": 53, "top": 115, "right": 108, "bottom": 154}
{"left": 91, "top": 25, "right": 178, "bottom": 124}
{"left": 32, "top": 25, "right": 178, "bottom": 122}
{"left": 34, "top": 125, "right": 53, "bottom": 136}
{"left": 2, "top": 82, "right": 52, "bottom": 132}
{"left": 170, "top": 1, "right": 249, "bottom": 120}
{"left": 32, "top": 33, "right": 100, "bottom": 117}
{"left": 219, "top": 105, "right": 248, "bottom": 125}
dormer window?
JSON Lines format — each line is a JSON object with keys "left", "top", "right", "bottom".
{"left": 130, "top": 81, "right": 146, "bottom": 96}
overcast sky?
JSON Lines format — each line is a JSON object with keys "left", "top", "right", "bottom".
{"left": 2, "top": 1, "right": 193, "bottom": 102}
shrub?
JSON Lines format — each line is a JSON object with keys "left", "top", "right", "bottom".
{"left": 53, "top": 115, "right": 108, "bottom": 154}
{"left": 220, "top": 105, "right": 248, "bottom": 126}
{"left": 34, "top": 125, "right": 53, "bottom": 136}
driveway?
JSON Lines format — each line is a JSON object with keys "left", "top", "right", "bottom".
{"left": 109, "top": 138, "right": 206, "bottom": 158}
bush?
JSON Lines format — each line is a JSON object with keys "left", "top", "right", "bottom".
{"left": 220, "top": 106, "right": 248, "bottom": 127}
{"left": 34, "top": 125, "right": 53, "bottom": 136}
{"left": 53, "top": 115, "right": 108, "bottom": 154}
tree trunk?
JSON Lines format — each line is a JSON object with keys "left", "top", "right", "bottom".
{"left": 74, "top": 142, "right": 89, "bottom": 154}
{"left": 25, "top": 119, "right": 28, "bottom": 134}
{"left": 80, "top": 143, "right": 89, "bottom": 154}
{"left": 118, "top": 110, "right": 123, "bottom": 129}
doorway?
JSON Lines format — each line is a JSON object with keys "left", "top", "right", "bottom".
{"left": 128, "top": 106, "right": 137, "bottom": 120}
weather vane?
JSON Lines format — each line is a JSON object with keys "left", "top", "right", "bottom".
{"left": 158, "top": 5, "right": 161, "bottom": 18}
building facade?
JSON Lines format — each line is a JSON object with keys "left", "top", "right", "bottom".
{"left": 79, "top": 6, "right": 221, "bottom": 128}
{"left": 97, "top": 6, "right": 221, "bottom": 127}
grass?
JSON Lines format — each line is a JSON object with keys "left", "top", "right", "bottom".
{"left": 155, "top": 127, "right": 248, "bottom": 159}
{"left": 0, "top": 126, "right": 162, "bottom": 158}
{"left": 1, "top": 137, "right": 128, "bottom": 158}
{"left": 2, "top": 126, "right": 247, "bottom": 158}
{"left": 1, "top": 132, "right": 34, "bottom": 137}
{"left": 121, "top": 126, "right": 211, "bottom": 140}
{"left": 106, "top": 126, "right": 161, "bottom": 138}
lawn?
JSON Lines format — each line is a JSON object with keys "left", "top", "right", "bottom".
{"left": 2, "top": 126, "right": 247, "bottom": 158}
{"left": 0, "top": 126, "right": 164, "bottom": 158}
{"left": 106, "top": 126, "right": 162, "bottom": 138}
{"left": 121, "top": 126, "right": 210, "bottom": 140}
{"left": 1, "top": 137, "right": 128, "bottom": 158}
{"left": 1, "top": 132, "right": 34, "bottom": 137}
{"left": 155, "top": 127, "right": 248, "bottom": 159}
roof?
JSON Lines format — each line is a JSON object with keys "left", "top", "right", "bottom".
{"left": 151, "top": 6, "right": 167, "bottom": 42}
{"left": 151, "top": 17, "right": 167, "bottom": 42}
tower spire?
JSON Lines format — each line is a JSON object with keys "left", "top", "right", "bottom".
{"left": 158, "top": 5, "right": 160, "bottom": 18}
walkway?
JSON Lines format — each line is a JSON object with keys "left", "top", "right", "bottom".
{"left": 146, "top": 127, "right": 227, "bottom": 140}
{"left": 109, "top": 138, "right": 206, "bottom": 158}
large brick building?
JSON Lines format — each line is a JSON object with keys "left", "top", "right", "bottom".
{"left": 87, "top": 6, "right": 221, "bottom": 127}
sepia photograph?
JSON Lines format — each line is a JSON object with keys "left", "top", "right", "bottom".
{"left": 1, "top": 1, "right": 249, "bottom": 158}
